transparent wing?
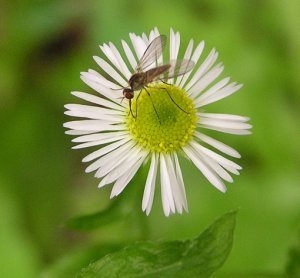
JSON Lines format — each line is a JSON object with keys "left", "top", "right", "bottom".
{"left": 154, "top": 59, "right": 195, "bottom": 80}
{"left": 136, "top": 35, "right": 167, "bottom": 72}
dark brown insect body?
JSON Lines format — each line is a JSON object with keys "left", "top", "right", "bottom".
{"left": 121, "top": 35, "right": 194, "bottom": 119}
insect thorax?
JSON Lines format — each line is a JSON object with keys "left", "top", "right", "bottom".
{"left": 129, "top": 73, "right": 146, "bottom": 91}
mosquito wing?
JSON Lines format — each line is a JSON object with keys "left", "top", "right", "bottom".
{"left": 136, "top": 35, "right": 167, "bottom": 72}
{"left": 153, "top": 59, "right": 195, "bottom": 81}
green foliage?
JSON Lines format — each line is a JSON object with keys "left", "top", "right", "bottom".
{"left": 77, "top": 210, "right": 237, "bottom": 278}
{"left": 286, "top": 229, "right": 300, "bottom": 277}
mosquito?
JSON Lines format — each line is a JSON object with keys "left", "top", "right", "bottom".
{"left": 120, "top": 35, "right": 195, "bottom": 120}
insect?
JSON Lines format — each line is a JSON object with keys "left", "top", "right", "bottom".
{"left": 122, "top": 35, "right": 195, "bottom": 120}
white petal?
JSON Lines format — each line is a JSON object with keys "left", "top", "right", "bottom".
{"left": 199, "top": 153, "right": 234, "bottom": 182}
{"left": 80, "top": 72, "right": 121, "bottom": 102}
{"left": 165, "top": 153, "right": 187, "bottom": 214}
{"left": 160, "top": 154, "right": 176, "bottom": 215}
{"left": 185, "top": 48, "right": 218, "bottom": 92}
{"left": 196, "top": 83, "right": 243, "bottom": 107}
{"left": 65, "top": 104, "right": 125, "bottom": 116}
{"left": 72, "top": 134, "right": 127, "bottom": 149}
{"left": 122, "top": 40, "right": 137, "bottom": 70}
{"left": 71, "top": 91, "right": 124, "bottom": 111}
{"left": 194, "top": 131, "right": 241, "bottom": 158}
{"left": 129, "top": 33, "right": 147, "bottom": 60}
{"left": 110, "top": 152, "right": 147, "bottom": 197}
{"left": 176, "top": 39, "right": 194, "bottom": 86}
{"left": 95, "top": 144, "right": 140, "bottom": 179}
{"left": 72, "top": 131, "right": 127, "bottom": 143}
{"left": 82, "top": 136, "right": 130, "bottom": 162}
{"left": 189, "top": 63, "right": 224, "bottom": 98}
{"left": 198, "top": 113, "right": 250, "bottom": 122}
{"left": 93, "top": 56, "right": 127, "bottom": 87}
{"left": 179, "top": 41, "right": 205, "bottom": 88}
{"left": 199, "top": 117, "right": 252, "bottom": 130}
{"left": 86, "top": 69, "right": 121, "bottom": 90}
{"left": 63, "top": 120, "right": 125, "bottom": 131}
{"left": 174, "top": 154, "right": 188, "bottom": 211}
{"left": 98, "top": 147, "right": 144, "bottom": 187}
{"left": 199, "top": 125, "right": 252, "bottom": 135}
{"left": 64, "top": 110, "right": 123, "bottom": 122}
{"left": 191, "top": 141, "right": 242, "bottom": 171}
{"left": 183, "top": 145, "right": 227, "bottom": 192}
{"left": 65, "top": 130, "right": 97, "bottom": 135}
{"left": 142, "top": 153, "right": 158, "bottom": 215}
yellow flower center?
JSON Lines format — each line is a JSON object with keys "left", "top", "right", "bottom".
{"left": 126, "top": 84, "right": 197, "bottom": 153}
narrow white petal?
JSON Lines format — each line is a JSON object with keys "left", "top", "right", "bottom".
{"left": 122, "top": 40, "right": 137, "bottom": 70}
{"left": 199, "top": 125, "right": 252, "bottom": 135}
{"left": 199, "top": 153, "right": 233, "bottom": 182}
{"left": 109, "top": 42, "right": 132, "bottom": 78}
{"left": 142, "top": 153, "right": 158, "bottom": 215}
{"left": 129, "top": 33, "right": 147, "bottom": 60}
{"left": 198, "top": 112, "right": 250, "bottom": 122}
{"left": 199, "top": 117, "right": 252, "bottom": 130}
{"left": 194, "top": 131, "right": 241, "bottom": 158}
{"left": 185, "top": 48, "right": 218, "bottom": 92}
{"left": 183, "top": 145, "right": 227, "bottom": 192}
{"left": 88, "top": 140, "right": 135, "bottom": 174}
{"left": 65, "top": 104, "right": 125, "bottom": 116}
{"left": 72, "top": 131, "right": 127, "bottom": 143}
{"left": 86, "top": 69, "right": 121, "bottom": 89}
{"left": 71, "top": 91, "right": 124, "bottom": 111}
{"left": 72, "top": 134, "right": 127, "bottom": 149}
{"left": 165, "top": 153, "right": 187, "bottom": 214}
{"left": 191, "top": 141, "right": 242, "bottom": 171}
{"left": 189, "top": 63, "right": 224, "bottom": 98}
{"left": 160, "top": 154, "right": 176, "bottom": 214}
{"left": 193, "top": 77, "right": 230, "bottom": 103}
{"left": 65, "top": 130, "right": 97, "bottom": 135}
{"left": 80, "top": 72, "right": 121, "bottom": 101}
{"left": 110, "top": 152, "right": 147, "bottom": 197}
{"left": 65, "top": 110, "right": 123, "bottom": 122}
{"left": 63, "top": 120, "right": 125, "bottom": 131}
{"left": 174, "top": 154, "right": 188, "bottom": 211}
{"left": 82, "top": 136, "right": 130, "bottom": 162}
{"left": 176, "top": 39, "right": 194, "bottom": 86}
{"left": 142, "top": 32, "right": 149, "bottom": 44}
{"left": 179, "top": 41, "right": 205, "bottom": 88}
{"left": 93, "top": 56, "right": 127, "bottom": 87}
{"left": 95, "top": 145, "right": 140, "bottom": 179}
{"left": 196, "top": 83, "right": 243, "bottom": 107}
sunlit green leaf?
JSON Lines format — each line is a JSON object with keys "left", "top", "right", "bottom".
{"left": 77, "top": 210, "right": 237, "bottom": 278}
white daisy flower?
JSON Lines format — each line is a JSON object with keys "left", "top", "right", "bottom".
{"left": 64, "top": 27, "right": 251, "bottom": 217}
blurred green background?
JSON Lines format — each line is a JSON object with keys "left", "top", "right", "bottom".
{"left": 1, "top": 0, "right": 300, "bottom": 277}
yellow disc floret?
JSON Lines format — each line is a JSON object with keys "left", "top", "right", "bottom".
{"left": 126, "top": 84, "right": 197, "bottom": 153}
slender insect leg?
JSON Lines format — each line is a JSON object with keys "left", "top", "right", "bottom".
{"left": 159, "top": 79, "right": 172, "bottom": 86}
{"left": 135, "top": 90, "right": 143, "bottom": 118}
{"left": 143, "top": 87, "right": 161, "bottom": 125}
{"left": 129, "top": 99, "right": 136, "bottom": 119}
{"left": 161, "top": 87, "right": 190, "bottom": 114}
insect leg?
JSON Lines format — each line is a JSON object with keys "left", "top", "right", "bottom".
{"left": 160, "top": 87, "right": 190, "bottom": 114}
{"left": 134, "top": 90, "right": 143, "bottom": 118}
{"left": 143, "top": 87, "right": 161, "bottom": 125}
{"left": 129, "top": 99, "right": 136, "bottom": 119}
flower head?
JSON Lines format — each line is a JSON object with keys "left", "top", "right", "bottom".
{"left": 64, "top": 27, "right": 251, "bottom": 216}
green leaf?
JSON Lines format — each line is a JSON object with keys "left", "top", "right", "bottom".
{"left": 66, "top": 198, "right": 131, "bottom": 231}
{"left": 77, "top": 210, "right": 238, "bottom": 278}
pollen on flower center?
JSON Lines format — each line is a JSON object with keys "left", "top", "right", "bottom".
{"left": 126, "top": 84, "right": 197, "bottom": 153}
